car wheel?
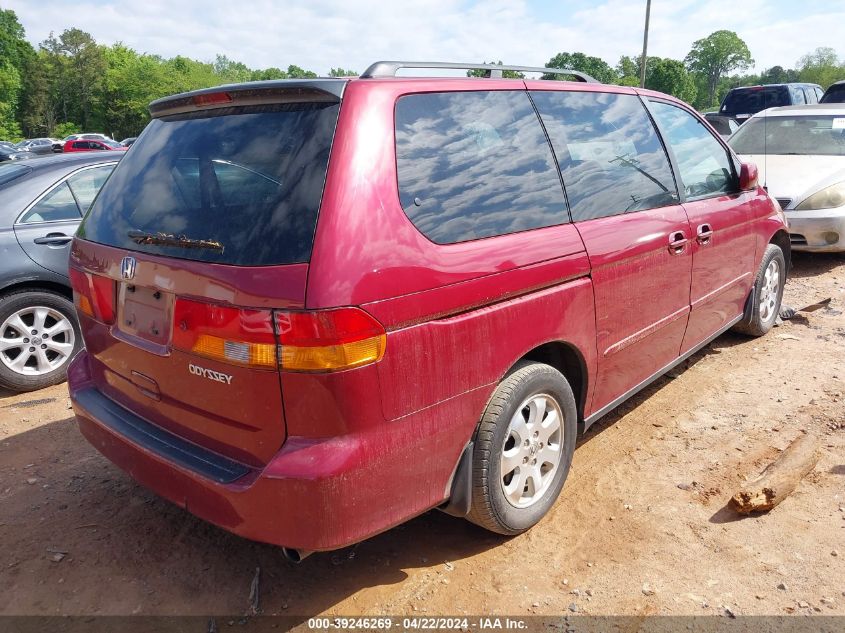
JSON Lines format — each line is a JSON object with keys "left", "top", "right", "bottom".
{"left": 0, "top": 290, "right": 82, "bottom": 392}
{"left": 733, "top": 244, "right": 786, "bottom": 337}
{"left": 467, "top": 361, "right": 577, "bottom": 535}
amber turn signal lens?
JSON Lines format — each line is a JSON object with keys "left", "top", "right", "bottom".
{"left": 276, "top": 308, "right": 387, "bottom": 372}
{"left": 280, "top": 334, "right": 386, "bottom": 372}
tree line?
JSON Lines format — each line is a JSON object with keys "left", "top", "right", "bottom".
{"left": 1, "top": 6, "right": 843, "bottom": 141}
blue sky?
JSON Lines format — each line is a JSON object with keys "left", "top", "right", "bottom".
{"left": 4, "top": 0, "right": 843, "bottom": 75}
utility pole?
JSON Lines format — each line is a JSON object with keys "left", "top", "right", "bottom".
{"left": 639, "top": 0, "right": 651, "bottom": 88}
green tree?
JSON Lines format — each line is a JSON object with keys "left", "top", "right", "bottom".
{"left": 286, "top": 64, "right": 317, "bottom": 79}
{"left": 0, "top": 9, "right": 34, "bottom": 138}
{"left": 615, "top": 55, "right": 640, "bottom": 86}
{"left": 0, "top": 8, "right": 32, "bottom": 68}
{"left": 544, "top": 52, "right": 617, "bottom": 83}
{"left": 796, "top": 47, "right": 843, "bottom": 89}
{"left": 466, "top": 61, "right": 524, "bottom": 79}
{"left": 213, "top": 54, "right": 253, "bottom": 83}
{"left": 52, "top": 121, "right": 80, "bottom": 138}
{"left": 685, "top": 30, "right": 753, "bottom": 108}
{"left": 162, "top": 56, "right": 219, "bottom": 94}
{"left": 97, "top": 45, "right": 170, "bottom": 139}
{"left": 40, "top": 29, "right": 106, "bottom": 129}
{"left": 19, "top": 51, "right": 54, "bottom": 136}
{"left": 760, "top": 65, "right": 799, "bottom": 85}
{"left": 645, "top": 57, "right": 697, "bottom": 103}
{"left": 251, "top": 67, "right": 288, "bottom": 80}
{"left": 0, "top": 60, "right": 22, "bottom": 138}
{"left": 329, "top": 67, "right": 358, "bottom": 77}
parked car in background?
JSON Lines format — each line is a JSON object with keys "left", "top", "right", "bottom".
{"left": 120, "top": 137, "right": 137, "bottom": 147}
{"left": 63, "top": 138, "right": 128, "bottom": 153}
{"left": 0, "top": 146, "right": 31, "bottom": 162}
{"left": 821, "top": 80, "right": 845, "bottom": 104}
{"left": 729, "top": 104, "right": 845, "bottom": 252}
{"left": 0, "top": 141, "right": 16, "bottom": 151}
{"left": 67, "top": 62, "right": 788, "bottom": 558}
{"left": 703, "top": 112, "right": 740, "bottom": 138}
{"left": 53, "top": 134, "right": 115, "bottom": 153}
{"left": 720, "top": 83, "right": 824, "bottom": 124}
{"left": 0, "top": 152, "right": 120, "bottom": 391}
{"left": 15, "top": 138, "right": 60, "bottom": 155}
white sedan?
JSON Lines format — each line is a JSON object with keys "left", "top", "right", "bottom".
{"left": 729, "top": 104, "right": 845, "bottom": 252}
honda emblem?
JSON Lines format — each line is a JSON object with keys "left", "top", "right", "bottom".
{"left": 120, "top": 256, "right": 136, "bottom": 280}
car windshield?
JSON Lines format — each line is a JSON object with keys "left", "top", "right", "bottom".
{"left": 102, "top": 140, "right": 122, "bottom": 148}
{"left": 721, "top": 87, "right": 789, "bottom": 116}
{"left": 729, "top": 115, "right": 845, "bottom": 156}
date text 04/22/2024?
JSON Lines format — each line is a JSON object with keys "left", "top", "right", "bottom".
{"left": 306, "top": 617, "right": 529, "bottom": 630}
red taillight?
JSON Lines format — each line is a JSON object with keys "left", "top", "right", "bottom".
{"left": 192, "top": 92, "right": 233, "bottom": 107}
{"left": 276, "top": 308, "right": 386, "bottom": 372}
{"left": 172, "top": 298, "right": 277, "bottom": 369}
{"left": 69, "top": 268, "right": 115, "bottom": 324}
{"left": 171, "top": 299, "right": 386, "bottom": 372}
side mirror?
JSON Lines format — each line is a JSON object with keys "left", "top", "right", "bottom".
{"left": 739, "top": 162, "right": 758, "bottom": 191}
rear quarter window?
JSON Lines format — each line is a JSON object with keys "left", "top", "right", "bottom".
{"left": 394, "top": 90, "right": 568, "bottom": 244}
{"left": 78, "top": 101, "right": 340, "bottom": 266}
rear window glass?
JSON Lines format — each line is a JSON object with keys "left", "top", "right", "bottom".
{"left": 531, "top": 90, "right": 678, "bottom": 221}
{"left": 79, "top": 101, "right": 340, "bottom": 266}
{"left": 0, "top": 164, "right": 32, "bottom": 187}
{"left": 395, "top": 91, "right": 568, "bottom": 244}
{"left": 721, "top": 87, "right": 789, "bottom": 116}
{"left": 821, "top": 84, "right": 845, "bottom": 104}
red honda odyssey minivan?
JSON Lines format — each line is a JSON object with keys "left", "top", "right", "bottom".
{"left": 68, "top": 62, "right": 789, "bottom": 560}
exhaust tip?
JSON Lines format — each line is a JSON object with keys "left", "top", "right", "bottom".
{"left": 281, "top": 547, "right": 312, "bottom": 563}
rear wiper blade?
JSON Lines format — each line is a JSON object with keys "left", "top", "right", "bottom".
{"left": 127, "top": 230, "right": 224, "bottom": 252}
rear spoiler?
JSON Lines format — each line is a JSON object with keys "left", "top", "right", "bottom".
{"left": 149, "top": 79, "right": 347, "bottom": 118}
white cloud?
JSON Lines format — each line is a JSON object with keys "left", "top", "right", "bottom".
{"left": 4, "top": 0, "right": 843, "bottom": 75}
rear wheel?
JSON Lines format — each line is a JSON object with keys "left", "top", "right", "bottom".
{"left": 733, "top": 244, "right": 786, "bottom": 337}
{"left": 0, "top": 290, "right": 81, "bottom": 392}
{"left": 467, "top": 362, "right": 577, "bottom": 535}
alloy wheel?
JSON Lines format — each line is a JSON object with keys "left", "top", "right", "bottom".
{"left": 0, "top": 306, "right": 76, "bottom": 376}
{"left": 759, "top": 259, "right": 780, "bottom": 323}
{"left": 500, "top": 393, "right": 563, "bottom": 508}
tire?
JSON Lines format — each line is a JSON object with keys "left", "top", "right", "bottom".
{"left": 733, "top": 244, "right": 786, "bottom": 337}
{"left": 467, "top": 361, "right": 577, "bottom": 535}
{"left": 0, "top": 290, "right": 82, "bottom": 392}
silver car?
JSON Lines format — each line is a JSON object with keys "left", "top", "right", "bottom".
{"left": 729, "top": 104, "right": 845, "bottom": 252}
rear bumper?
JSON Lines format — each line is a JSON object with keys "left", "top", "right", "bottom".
{"left": 69, "top": 350, "right": 467, "bottom": 551}
{"left": 786, "top": 207, "right": 845, "bottom": 252}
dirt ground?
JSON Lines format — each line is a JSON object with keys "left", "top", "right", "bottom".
{"left": 0, "top": 252, "right": 843, "bottom": 620}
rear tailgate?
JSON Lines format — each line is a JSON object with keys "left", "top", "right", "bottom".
{"left": 69, "top": 81, "right": 344, "bottom": 467}
{"left": 71, "top": 240, "right": 309, "bottom": 466}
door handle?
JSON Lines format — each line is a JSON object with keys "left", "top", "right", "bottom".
{"left": 33, "top": 233, "right": 72, "bottom": 246}
{"left": 668, "top": 231, "right": 688, "bottom": 255}
{"left": 696, "top": 223, "right": 714, "bottom": 245}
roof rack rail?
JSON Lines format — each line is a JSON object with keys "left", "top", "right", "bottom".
{"left": 360, "top": 61, "right": 598, "bottom": 83}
